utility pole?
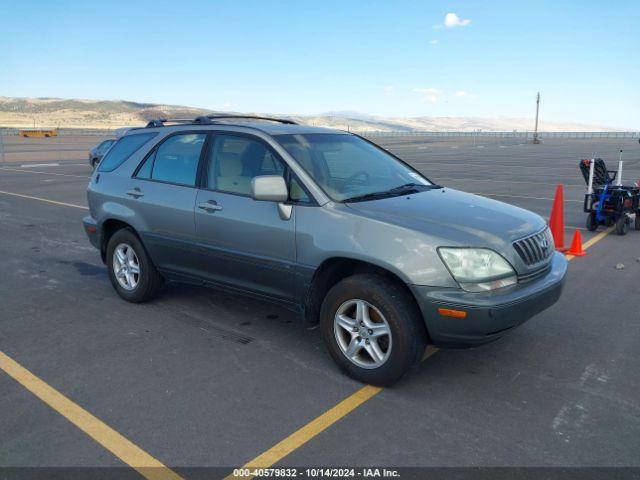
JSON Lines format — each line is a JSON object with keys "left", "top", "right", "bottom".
{"left": 532, "top": 92, "right": 541, "bottom": 144}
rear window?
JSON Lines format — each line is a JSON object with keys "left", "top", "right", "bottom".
{"left": 98, "top": 133, "right": 157, "bottom": 172}
{"left": 98, "top": 140, "right": 114, "bottom": 152}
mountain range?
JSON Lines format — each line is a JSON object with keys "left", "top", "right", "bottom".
{"left": 0, "top": 96, "right": 621, "bottom": 132}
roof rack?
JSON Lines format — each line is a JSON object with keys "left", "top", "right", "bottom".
{"left": 204, "top": 115, "right": 298, "bottom": 125}
{"left": 145, "top": 115, "right": 299, "bottom": 128}
{"left": 145, "top": 118, "right": 196, "bottom": 128}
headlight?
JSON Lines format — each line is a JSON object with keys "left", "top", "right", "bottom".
{"left": 438, "top": 248, "right": 517, "bottom": 292}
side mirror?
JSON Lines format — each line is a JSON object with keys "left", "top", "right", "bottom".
{"left": 251, "top": 176, "right": 288, "bottom": 202}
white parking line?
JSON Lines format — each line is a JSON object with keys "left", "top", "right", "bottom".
{"left": 413, "top": 162, "right": 581, "bottom": 171}
{"left": 20, "top": 163, "right": 60, "bottom": 168}
{"left": 476, "top": 192, "right": 583, "bottom": 202}
{"left": 437, "top": 177, "right": 585, "bottom": 187}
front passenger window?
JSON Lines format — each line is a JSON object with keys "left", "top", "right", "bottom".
{"left": 206, "top": 135, "right": 285, "bottom": 195}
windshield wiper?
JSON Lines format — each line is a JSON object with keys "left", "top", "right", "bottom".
{"left": 343, "top": 183, "right": 439, "bottom": 203}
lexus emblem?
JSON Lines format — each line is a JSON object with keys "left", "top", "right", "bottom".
{"left": 538, "top": 236, "right": 549, "bottom": 254}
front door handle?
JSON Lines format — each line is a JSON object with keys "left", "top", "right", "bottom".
{"left": 126, "top": 188, "right": 144, "bottom": 198}
{"left": 197, "top": 200, "right": 223, "bottom": 213}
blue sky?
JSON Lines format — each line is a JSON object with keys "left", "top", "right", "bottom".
{"left": 1, "top": 0, "right": 638, "bottom": 128}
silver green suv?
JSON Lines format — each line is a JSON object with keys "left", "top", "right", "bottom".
{"left": 83, "top": 116, "right": 567, "bottom": 385}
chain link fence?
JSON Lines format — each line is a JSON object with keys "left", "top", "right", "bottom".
{"left": 0, "top": 127, "right": 638, "bottom": 164}
{"left": 359, "top": 131, "right": 639, "bottom": 139}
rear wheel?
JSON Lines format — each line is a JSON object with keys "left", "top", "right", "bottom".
{"left": 106, "top": 228, "right": 161, "bottom": 302}
{"left": 586, "top": 212, "right": 598, "bottom": 231}
{"left": 320, "top": 274, "right": 427, "bottom": 386}
{"left": 615, "top": 215, "right": 629, "bottom": 236}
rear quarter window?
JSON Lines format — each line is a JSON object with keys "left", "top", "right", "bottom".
{"left": 98, "top": 133, "right": 157, "bottom": 172}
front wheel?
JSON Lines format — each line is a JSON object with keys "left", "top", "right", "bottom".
{"left": 635, "top": 213, "right": 640, "bottom": 231}
{"left": 106, "top": 228, "right": 162, "bottom": 302}
{"left": 586, "top": 212, "right": 598, "bottom": 231}
{"left": 320, "top": 274, "right": 427, "bottom": 386}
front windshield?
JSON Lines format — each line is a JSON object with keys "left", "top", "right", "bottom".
{"left": 275, "top": 133, "right": 432, "bottom": 202}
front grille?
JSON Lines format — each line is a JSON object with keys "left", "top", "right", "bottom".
{"left": 518, "top": 263, "right": 551, "bottom": 283}
{"left": 513, "top": 227, "right": 554, "bottom": 266}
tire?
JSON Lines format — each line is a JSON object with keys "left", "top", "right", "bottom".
{"left": 320, "top": 274, "right": 427, "bottom": 386}
{"left": 635, "top": 213, "right": 640, "bottom": 231}
{"left": 586, "top": 212, "right": 598, "bottom": 231}
{"left": 615, "top": 215, "right": 629, "bottom": 236}
{"left": 106, "top": 228, "right": 161, "bottom": 302}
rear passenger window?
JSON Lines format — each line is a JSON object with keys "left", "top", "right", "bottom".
{"left": 206, "top": 135, "right": 285, "bottom": 195}
{"left": 98, "top": 133, "right": 157, "bottom": 172}
{"left": 141, "top": 133, "right": 206, "bottom": 186}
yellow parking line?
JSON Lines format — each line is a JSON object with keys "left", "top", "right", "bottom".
{"left": 228, "top": 227, "right": 615, "bottom": 476}
{"left": 0, "top": 189, "right": 88, "bottom": 210}
{"left": 0, "top": 183, "right": 616, "bottom": 474}
{"left": 0, "top": 350, "right": 183, "bottom": 480}
{"left": 225, "top": 346, "right": 439, "bottom": 479}
{"left": 0, "top": 166, "right": 88, "bottom": 178}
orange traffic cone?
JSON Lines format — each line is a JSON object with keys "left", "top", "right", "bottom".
{"left": 566, "top": 230, "right": 586, "bottom": 256}
{"left": 549, "top": 184, "right": 567, "bottom": 251}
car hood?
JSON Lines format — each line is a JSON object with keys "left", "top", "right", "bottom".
{"left": 344, "top": 187, "right": 546, "bottom": 249}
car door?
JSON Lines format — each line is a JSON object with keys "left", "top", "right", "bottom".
{"left": 125, "top": 132, "right": 206, "bottom": 275}
{"left": 194, "top": 133, "right": 296, "bottom": 300}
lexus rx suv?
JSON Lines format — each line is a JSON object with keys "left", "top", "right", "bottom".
{"left": 83, "top": 115, "right": 567, "bottom": 385}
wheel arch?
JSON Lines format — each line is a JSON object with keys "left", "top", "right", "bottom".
{"left": 303, "top": 256, "right": 428, "bottom": 336}
{"left": 100, "top": 218, "right": 137, "bottom": 263}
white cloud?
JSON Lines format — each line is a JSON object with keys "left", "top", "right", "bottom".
{"left": 222, "top": 102, "right": 232, "bottom": 108}
{"left": 429, "top": 39, "right": 438, "bottom": 45}
{"left": 383, "top": 85, "right": 395, "bottom": 96}
{"left": 413, "top": 87, "right": 441, "bottom": 103}
{"left": 444, "top": 12, "right": 471, "bottom": 28}
{"left": 454, "top": 91, "right": 477, "bottom": 99}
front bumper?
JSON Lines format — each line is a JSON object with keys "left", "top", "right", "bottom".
{"left": 410, "top": 251, "right": 568, "bottom": 347}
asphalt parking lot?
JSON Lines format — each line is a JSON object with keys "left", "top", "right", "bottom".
{"left": 1, "top": 135, "right": 639, "bottom": 477}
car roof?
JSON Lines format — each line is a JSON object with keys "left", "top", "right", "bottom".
{"left": 127, "top": 121, "right": 348, "bottom": 137}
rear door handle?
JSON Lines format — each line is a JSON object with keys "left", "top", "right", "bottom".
{"left": 126, "top": 188, "right": 144, "bottom": 198}
{"left": 197, "top": 200, "right": 223, "bottom": 212}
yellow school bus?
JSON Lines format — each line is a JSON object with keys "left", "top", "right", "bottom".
{"left": 19, "top": 129, "right": 58, "bottom": 138}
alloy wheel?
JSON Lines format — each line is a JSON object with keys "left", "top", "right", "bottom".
{"left": 333, "top": 299, "right": 392, "bottom": 369}
{"left": 112, "top": 243, "right": 141, "bottom": 291}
